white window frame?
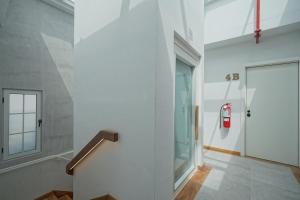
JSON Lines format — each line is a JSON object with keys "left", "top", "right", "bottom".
{"left": 3, "top": 89, "right": 42, "bottom": 160}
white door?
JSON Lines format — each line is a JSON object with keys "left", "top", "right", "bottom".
{"left": 246, "top": 62, "right": 299, "bottom": 166}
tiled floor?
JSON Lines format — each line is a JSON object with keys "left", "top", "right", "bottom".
{"left": 195, "top": 150, "right": 300, "bottom": 200}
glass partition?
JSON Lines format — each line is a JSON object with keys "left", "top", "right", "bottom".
{"left": 174, "top": 59, "right": 194, "bottom": 188}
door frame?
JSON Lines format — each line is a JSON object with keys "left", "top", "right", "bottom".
{"left": 173, "top": 32, "right": 201, "bottom": 191}
{"left": 241, "top": 57, "right": 300, "bottom": 167}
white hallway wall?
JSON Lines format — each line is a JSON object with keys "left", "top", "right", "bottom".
{"left": 205, "top": 0, "right": 300, "bottom": 44}
{"left": 74, "top": 1, "right": 157, "bottom": 199}
{"left": 74, "top": 0, "right": 204, "bottom": 199}
{"left": 204, "top": 29, "right": 300, "bottom": 152}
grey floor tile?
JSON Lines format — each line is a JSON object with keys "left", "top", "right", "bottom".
{"left": 251, "top": 180, "right": 300, "bottom": 200}
{"left": 195, "top": 151, "right": 300, "bottom": 200}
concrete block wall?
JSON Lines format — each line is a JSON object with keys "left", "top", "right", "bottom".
{"left": 0, "top": 0, "right": 74, "bottom": 168}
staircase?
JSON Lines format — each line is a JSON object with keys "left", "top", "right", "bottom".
{"left": 35, "top": 191, "right": 73, "bottom": 200}
{"left": 35, "top": 191, "right": 117, "bottom": 200}
{"left": 36, "top": 131, "right": 119, "bottom": 200}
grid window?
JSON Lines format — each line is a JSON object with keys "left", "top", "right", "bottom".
{"left": 3, "top": 90, "right": 42, "bottom": 159}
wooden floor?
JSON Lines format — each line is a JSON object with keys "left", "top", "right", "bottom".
{"left": 175, "top": 165, "right": 212, "bottom": 200}
{"left": 291, "top": 166, "right": 300, "bottom": 184}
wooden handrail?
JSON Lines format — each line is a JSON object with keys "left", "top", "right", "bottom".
{"left": 66, "top": 130, "right": 118, "bottom": 175}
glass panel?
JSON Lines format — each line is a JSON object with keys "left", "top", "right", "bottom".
{"left": 24, "top": 132, "right": 36, "bottom": 151}
{"left": 174, "top": 59, "right": 193, "bottom": 185}
{"left": 9, "top": 133, "right": 23, "bottom": 155}
{"left": 24, "top": 113, "right": 36, "bottom": 132}
{"left": 9, "top": 94, "right": 23, "bottom": 113}
{"left": 24, "top": 95, "right": 36, "bottom": 113}
{"left": 9, "top": 114, "right": 23, "bottom": 134}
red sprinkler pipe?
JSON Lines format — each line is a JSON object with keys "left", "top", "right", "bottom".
{"left": 255, "top": 0, "right": 261, "bottom": 44}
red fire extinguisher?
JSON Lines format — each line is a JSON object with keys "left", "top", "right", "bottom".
{"left": 220, "top": 103, "right": 232, "bottom": 128}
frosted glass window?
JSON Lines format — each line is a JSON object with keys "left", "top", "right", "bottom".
{"left": 9, "top": 114, "right": 23, "bottom": 134}
{"left": 24, "top": 132, "right": 36, "bottom": 151}
{"left": 174, "top": 59, "right": 194, "bottom": 187}
{"left": 3, "top": 89, "right": 42, "bottom": 159}
{"left": 24, "top": 113, "right": 36, "bottom": 132}
{"left": 9, "top": 134, "right": 23, "bottom": 154}
{"left": 9, "top": 94, "right": 23, "bottom": 113}
{"left": 24, "top": 95, "right": 36, "bottom": 113}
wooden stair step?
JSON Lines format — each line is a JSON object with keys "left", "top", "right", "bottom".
{"left": 35, "top": 191, "right": 73, "bottom": 200}
{"left": 46, "top": 192, "right": 59, "bottom": 200}
{"left": 53, "top": 191, "right": 73, "bottom": 199}
{"left": 58, "top": 195, "right": 72, "bottom": 200}
{"left": 36, "top": 190, "right": 117, "bottom": 200}
{"left": 91, "top": 194, "right": 117, "bottom": 200}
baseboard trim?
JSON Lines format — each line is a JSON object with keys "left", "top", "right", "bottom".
{"left": 0, "top": 150, "right": 73, "bottom": 175}
{"left": 204, "top": 145, "right": 240, "bottom": 156}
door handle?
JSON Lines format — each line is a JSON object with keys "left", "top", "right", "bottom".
{"left": 247, "top": 110, "right": 251, "bottom": 117}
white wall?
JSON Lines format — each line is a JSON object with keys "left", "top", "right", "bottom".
{"left": 74, "top": 0, "right": 204, "bottom": 199}
{"left": 204, "top": 29, "right": 300, "bottom": 152}
{"left": 205, "top": 0, "right": 300, "bottom": 44}
{"left": 74, "top": 1, "right": 157, "bottom": 199}
{"left": 155, "top": 0, "right": 204, "bottom": 199}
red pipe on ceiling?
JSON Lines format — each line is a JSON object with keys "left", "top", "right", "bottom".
{"left": 255, "top": 0, "right": 261, "bottom": 44}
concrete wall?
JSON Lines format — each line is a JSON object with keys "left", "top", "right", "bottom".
{"left": 0, "top": 156, "right": 73, "bottom": 200}
{"left": 203, "top": 28, "right": 300, "bottom": 152}
{"left": 0, "top": 0, "right": 10, "bottom": 26}
{"left": 0, "top": 0, "right": 73, "bottom": 168}
{"left": 204, "top": 0, "right": 300, "bottom": 44}
{"left": 74, "top": 0, "right": 204, "bottom": 199}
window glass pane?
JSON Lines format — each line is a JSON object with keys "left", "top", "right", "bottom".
{"left": 9, "top": 114, "right": 23, "bottom": 134}
{"left": 9, "top": 94, "right": 23, "bottom": 113}
{"left": 24, "top": 95, "right": 36, "bottom": 113}
{"left": 9, "top": 133, "right": 23, "bottom": 155}
{"left": 24, "top": 132, "right": 36, "bottom": 151}
{"left": 174, "top": 60, "right": 194, "bottom": 185}
{"left": 24, "top": 113, "right": 36, "bottom": 132}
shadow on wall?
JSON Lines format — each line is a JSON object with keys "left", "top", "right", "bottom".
{"left": 0, "top": 157, "right": 73, "bottom": 200}
{"left": 76, "top": 0, "right": 146, "bottom": 44}
{"left": 204, "top": 0, "right": 238, "bottom": 12}
{"left": 180, "top": 0, "right": 189, "bottom": 40}
{"left": 205, "top": 0, "right": 256, "bottom": 37}
{"left": 155, "top": 7, "right": 175, "bottom": 200}
{"left": 74, "top": 1, "right": 158, "bottom": 199}
{"left": 0, "top": 0, "right": 73, "bottom": 168}
{"left": 241, "top": 0, "right": 255, "bottom": 35}
{"left": 206, "top": 80, "right": 232, "bottom": 145}
{"left": 74, "top": 0, "right": 195, "bottom": 199}
{"left": 203, "top": 78, "right": 242, "bottom": 151}
{"left": 279, "top": 0, "right": 300, "bottom": 26}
